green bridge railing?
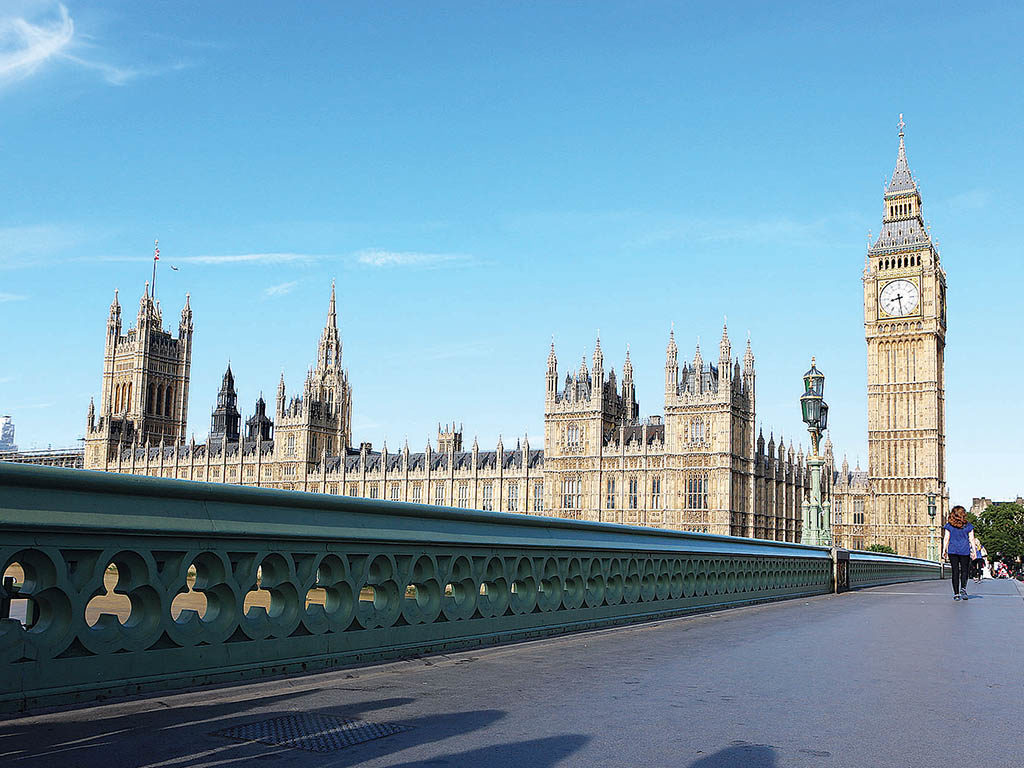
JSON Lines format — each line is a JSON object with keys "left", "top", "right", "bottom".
{"left": 0, "top": 462, "right": 940, "bottom": 712}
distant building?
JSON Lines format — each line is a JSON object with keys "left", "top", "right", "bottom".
{"left": 970, "top": 497, "right": 1024, "bottom": 518}
{"left": 82, "top": 277, "right": 806, "bottom": 540}
{"left": 0, "top": 415, "right": 15, "bottom": 452}
{"left": 0, "top": 414, "right": 84, "bottom": 468}
{"left": 0, "top": 446, "right": 84, "bottom": 468}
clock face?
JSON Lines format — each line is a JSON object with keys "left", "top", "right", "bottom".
{"left": 879, "top": 278, "right": 920, "bottom": 317}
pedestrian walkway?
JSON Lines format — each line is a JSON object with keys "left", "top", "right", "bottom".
{"left": 2, "top": 578, "right": 1021, "bottom": 767}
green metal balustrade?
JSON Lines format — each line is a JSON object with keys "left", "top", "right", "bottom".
{"left": 0, "top": 463, "right": 940, "bottom": 712}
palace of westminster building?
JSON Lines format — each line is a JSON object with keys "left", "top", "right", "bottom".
{"left": 68, "top": 123, "right": 948, "bottom": 557}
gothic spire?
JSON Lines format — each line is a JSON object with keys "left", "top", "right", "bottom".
{"left": 108, "top": 288, "right": 122, "bottom": 335}
{"left": 623, "top": 344, "right": 633, "bottom": 379}
{"left": 318, "top": 281, "right": 341, "bottom": 370}
{"left": 180, "top": 292, "right": 192, "bottom": 332}
{"left": 886, "top": 113, "right": 917, "bottom": 196}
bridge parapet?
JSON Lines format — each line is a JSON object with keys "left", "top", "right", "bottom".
{"left": 0, "top": 463, "right": 939, "bottom": 712}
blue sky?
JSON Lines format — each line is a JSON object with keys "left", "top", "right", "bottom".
{"left": 1, "top": 1, "right": 1022, "bottom": 503}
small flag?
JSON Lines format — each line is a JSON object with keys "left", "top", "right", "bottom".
{"left": 154, "top": 238, "right": 160, "bottom": 261}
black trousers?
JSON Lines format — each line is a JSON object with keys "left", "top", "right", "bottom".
{"left": 949, "top": 554, "right": 971, "bottom": 593}
{"left": 971, "top": 559, "right": 984, "bottom": 579}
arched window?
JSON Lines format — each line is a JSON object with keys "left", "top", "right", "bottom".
{"left": 165, "top": 386, "right": 173, "bottom": 418}
{"left": 126, "top": 381, "right": 132, "bottom": 411}
{"left": 147, "top": 383, "right": 155, "bottom": 414}
{"left": 156, "top": 384, "right": 164, "bottom": 416}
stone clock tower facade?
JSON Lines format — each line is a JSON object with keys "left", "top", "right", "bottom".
{"left": 863, "top": 119, "right": 948, "bottom": 557}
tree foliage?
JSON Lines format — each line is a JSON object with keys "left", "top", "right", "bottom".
{"left": 866, "top": 543, "right": 896, "bottom": 554}
{"left": 968, "top": 503, "right": 1024, "bottom": 561}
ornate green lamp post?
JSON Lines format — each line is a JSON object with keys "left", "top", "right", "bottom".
{"left": 800, "top": 358, "right": 832, "bottom": 546}
{"left": 927, "top": 493, "right": 938, "bottom": 561}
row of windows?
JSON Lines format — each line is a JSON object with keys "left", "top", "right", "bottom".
{"left": 340, "top": 480, "right": 543, "bottom": 512}
{"left": 888, "top": 201, "right": 914, "bottom": 218}
{"left": 113, "top": 381, "right": 133, "bottom": 413}
{"left": 684, "top": 418, "right": 706, "bottom": 443}
{"left": 879, "top": 254, "right": 921, "bottom": 270}
{"left": 562, "top": 478, "right": 582, "bottom": 510}
{"left": 833, "top": 498, "right": 866, "bottom": 526}
{"left": 145, "top": 382, "right": 175, "bottom": 418}
{"left": 604, "top": 476, "right": 662, "bottom": 510}
{"left": 683, "top": 474, "right": 709, "bottom": 510}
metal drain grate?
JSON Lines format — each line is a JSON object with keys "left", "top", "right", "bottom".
{"left": 214, "top": 713, "right": 411, "bottom": 753}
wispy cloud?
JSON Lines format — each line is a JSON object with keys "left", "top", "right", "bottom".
{"left": 264, "top": 280, "right": 298, "bottom": 297}
{"left": 355, "top": 249, "right": 471, "bottom": 269}
{"left": 0, "top": 3, "right": 190, "bottom": 89}
{"left": 0, "top": 291, "right": 28, "bottom": 302}
{"left": 61, "top": 51, "right": 189, "bottom": 86}
{"left": 0, "top": 2, "right": 73, "bottom": 86}
{"left": 0, "top": 224, "right": 91, "bottom": 269}
{"left": 173, "top": 249, "right": 476, "bottom": 269}
{"left": 180, "top": 252, "right": 318, "bottom": 265}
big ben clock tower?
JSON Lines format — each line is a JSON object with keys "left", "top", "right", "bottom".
{"left": 864, "top": 116, "right": 948, "bottom": 558}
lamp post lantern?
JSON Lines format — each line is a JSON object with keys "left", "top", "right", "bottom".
{"left": 927, "top": 493, "right": 938, "bottom": 561}
{"left": 800, "top": 358, "right": 831, "bottom": 546}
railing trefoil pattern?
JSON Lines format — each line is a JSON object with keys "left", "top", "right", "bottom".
{"left": 0, "top": 463, "right": 939, "bottom": 711}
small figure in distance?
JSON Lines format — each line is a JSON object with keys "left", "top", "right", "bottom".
{"left": 972, "top": 541, "right": 987, "bottom": 584}
{"left": 941, "top": 505, "right": 978, "bottom": 601}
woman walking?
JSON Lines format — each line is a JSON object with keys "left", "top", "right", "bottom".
{"left": 942, "top": 505, "right": 978, "bottom": 600}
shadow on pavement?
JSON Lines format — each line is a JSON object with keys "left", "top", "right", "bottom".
{"left": 2, "top": 692, "right": 424, "bottom": 765}
{"left": 382, "top": 734, "right": 591, "bottom": 768}
{"left": 689, "top": 744, "right": 778, "bottom": 767}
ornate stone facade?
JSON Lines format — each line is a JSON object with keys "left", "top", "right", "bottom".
{"left": 83, "top": 282, "right": 808, "bottom": 540}
{"left": 542, "top": 327, "right": 807, "bottom": 537}
{"left": 84, "top": 282, "right": 193, "bottom": 460}
{"left": 831, "top": 119, "right": 949, "bottom": 557}
{"left": 79, "top": 122, "right": 950, "bottom": 553}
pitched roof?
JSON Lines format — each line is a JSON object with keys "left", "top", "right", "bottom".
{"left": 886, "top": 129, "right": 917, "bottom": 196}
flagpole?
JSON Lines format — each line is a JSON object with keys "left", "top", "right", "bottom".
{"left": 152, "top": 239, "right": 159, "bottom": 300}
